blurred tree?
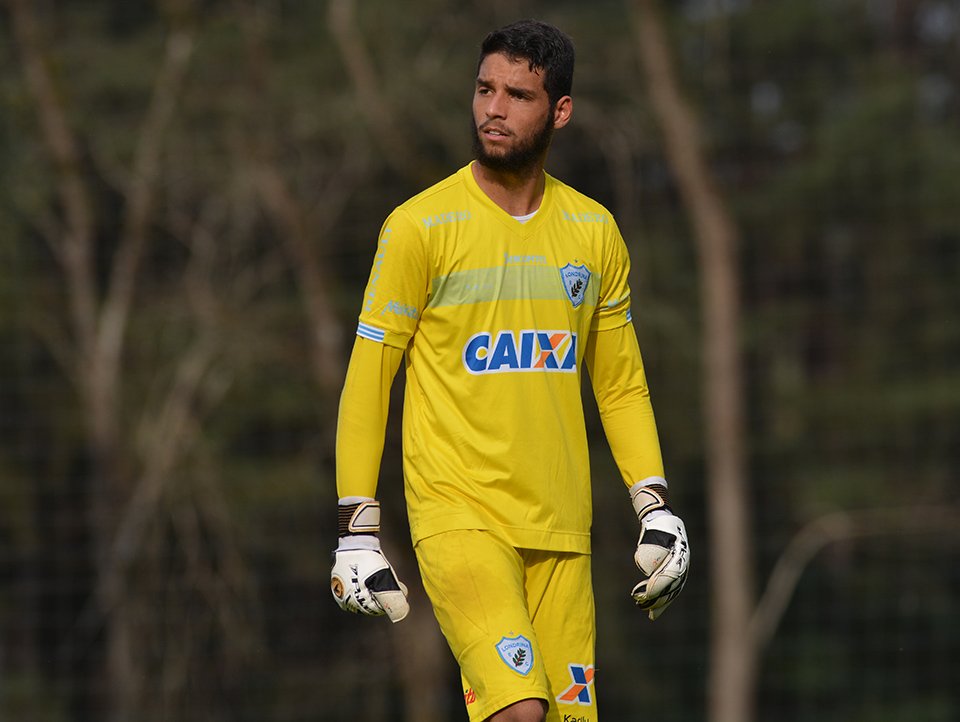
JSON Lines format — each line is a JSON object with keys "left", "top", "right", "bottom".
{"left": 631, "top": 3, "right": 752, "bottom": 721}
{"left": 5, "top": 1, "right": 261, "bottom": 719}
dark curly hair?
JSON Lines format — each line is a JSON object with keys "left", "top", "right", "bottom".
{"left": 478, "top": 19, "right": 575, "bottom": 106}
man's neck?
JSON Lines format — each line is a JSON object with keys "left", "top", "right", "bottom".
{"left": 471, "top": 160, "right": 546, "bottom": 217}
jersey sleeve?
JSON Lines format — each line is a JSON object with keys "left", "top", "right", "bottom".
{"left": 336, "top": 336, "right": 405, "bottom": 499}
{"left": 591, "top": 219, "right": 633, "bottom": 332}
{"left": 585, "top": 323, "right": 665, "bottom": 487}
{"left": 356, "top": 208, "right": 429, "bottom": 349}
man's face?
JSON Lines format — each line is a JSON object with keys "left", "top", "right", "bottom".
{"left": 472, "top": 52, "right": 561, "bottom": 173}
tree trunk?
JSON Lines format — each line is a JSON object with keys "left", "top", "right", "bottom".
{"left": 630, "top": 3, "right": 756, "bottom": 722}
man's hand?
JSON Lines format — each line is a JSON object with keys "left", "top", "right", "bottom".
{"left": 330, "top": 498, "right": 409, "bottom": 623}
{"left": 629, "top": 480, "right": 690, "bottom": 621}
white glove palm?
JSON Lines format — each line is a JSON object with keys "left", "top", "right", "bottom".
{"left": 629, "top": 481, "right": 690, "bottom": 620}
{"left": 330, "top": 498, "right": 409, "bottom": 623}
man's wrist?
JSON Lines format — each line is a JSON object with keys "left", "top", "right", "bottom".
{"left": 629, "top": 478, "right": 673, "bottom": 521}
{"left": 338, "top": 497, "right": 381, "bottom": 537}
{"left": 336, "top": 534, "right": 381, "bottom": 551}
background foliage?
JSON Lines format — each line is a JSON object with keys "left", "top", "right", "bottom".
{"left": 1, "top": 1, "right": 958, "bottom": 721}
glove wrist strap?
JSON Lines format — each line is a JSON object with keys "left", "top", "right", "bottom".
{"left": 630, "top": 478, "right": 673, "bottom": 521}
{"left": 338, "top": 498, "right": 381, "bottom": 538}
{"left": 336, "top": 534, "right": 380, "bottom": 551}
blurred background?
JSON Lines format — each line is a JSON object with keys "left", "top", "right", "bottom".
{"left": 1, "top": 1, "right": 958, "bottom": 721}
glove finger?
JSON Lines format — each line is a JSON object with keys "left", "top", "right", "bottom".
{"left": 631, "top": 576, "right": 683, "bottom": 620}
{"left": 371, "top": 589, "right": 410, "bottom": 622}
{"left": 633, "top": 570, "right": 685, "bottom": 607}
{"left": 331, "top": 553, "right": 389, "bottom": 617}
{"left": 365, "top": 567, "right": 410, "bottom": 623}
{"left": 651, "top": 577, "right": 686, "bottom": 618}
{"left": 647, "top": 603, "right": 668, "bottom": 622}
{"left": 634, "top": 542, "right": 670, "bottom": 575}
{"left": 644, "top": 559, "right": 687, "bottom": 600}
{"left": 631, "top": 547, "right": 688, "bottom": 618}
{"left": 331, "top": 570, "right": 384, "bottom": 617}
{"left": 634, "top": 525, "right": 680, "bottom": 575}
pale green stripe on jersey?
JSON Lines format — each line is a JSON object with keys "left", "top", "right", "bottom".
{"left": 428, "top": 265, "right": 600, "bottom": 308}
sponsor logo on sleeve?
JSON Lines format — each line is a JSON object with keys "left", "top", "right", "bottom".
{"left": 363, "top": 228, "right": 390, "bottom": 314}
{"left": 384, "top": 300, "right": 419, "bottom": 319}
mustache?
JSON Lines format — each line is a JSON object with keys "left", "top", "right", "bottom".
{"left": 478, "top": 121, "right": 510, "bottom": 135}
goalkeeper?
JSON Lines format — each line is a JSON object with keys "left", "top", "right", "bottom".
{"left": 332, "top": 19, "right": 689, "bottom": 722}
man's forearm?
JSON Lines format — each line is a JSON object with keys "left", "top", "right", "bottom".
{"left": 586, "top": 323, "right": 665, "bottom": 486}
{"left": 335, "top": 336, "right": 404, "bottom": 498}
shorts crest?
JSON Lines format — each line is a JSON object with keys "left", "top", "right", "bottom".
{"left": 495, "top": 635, "right": 534, "bottom": 676}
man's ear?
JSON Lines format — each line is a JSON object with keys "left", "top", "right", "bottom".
{"left": 553, "top": 95, "right": 573, "bottom": 129}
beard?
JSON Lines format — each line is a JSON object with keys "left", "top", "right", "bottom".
{"left": 472, "top": 111, "right": 555, "bottom": 174}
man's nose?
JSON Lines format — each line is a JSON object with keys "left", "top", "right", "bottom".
{"left": 485, "top": 91, "right": 507, "bottom": 118}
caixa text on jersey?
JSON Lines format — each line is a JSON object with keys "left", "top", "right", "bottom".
{"left": 462, "top": 330, "right": 577, "bottom": 374}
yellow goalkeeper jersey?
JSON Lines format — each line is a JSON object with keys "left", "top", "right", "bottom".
{"left": 355, "top": 163, "right": 640, "bottom": 553}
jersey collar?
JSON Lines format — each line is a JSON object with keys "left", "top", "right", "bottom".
{"left": 460, "top": 162, "right": 553, "bottom": 238}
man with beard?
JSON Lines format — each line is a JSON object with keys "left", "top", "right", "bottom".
{"left": 331, "top": 19, "right": 689, "bottom": 722}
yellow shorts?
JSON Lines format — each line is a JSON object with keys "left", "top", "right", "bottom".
{"left": 415, "top": 529, "right": 598, "bottom": 722}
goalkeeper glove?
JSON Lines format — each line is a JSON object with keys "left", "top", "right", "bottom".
{"left": 330, "top": 497, "right": 409, "bottom": 623}
{"left": 629, "top": 479, "right": 690, "bottom": 620}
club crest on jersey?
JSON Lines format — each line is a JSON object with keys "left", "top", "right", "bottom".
{"left": 463, "top": 330, "right": 577, "bottom": 374}
{"left": 496, "top": 635, "right": 534, "bottom": 676}
{"left": 560, "top": 263, "right": 591, "bottom": 308}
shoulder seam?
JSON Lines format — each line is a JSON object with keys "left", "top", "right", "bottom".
{"left": 398, "top": 169, "right": 466, "bottom": 211}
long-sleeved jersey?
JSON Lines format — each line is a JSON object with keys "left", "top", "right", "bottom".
{"left": 337, "top": 162, "right": 664, "bottom": 553}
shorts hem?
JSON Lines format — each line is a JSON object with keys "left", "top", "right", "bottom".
{"left": 468, "top": 689, "right": 551, "bottom": 722}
